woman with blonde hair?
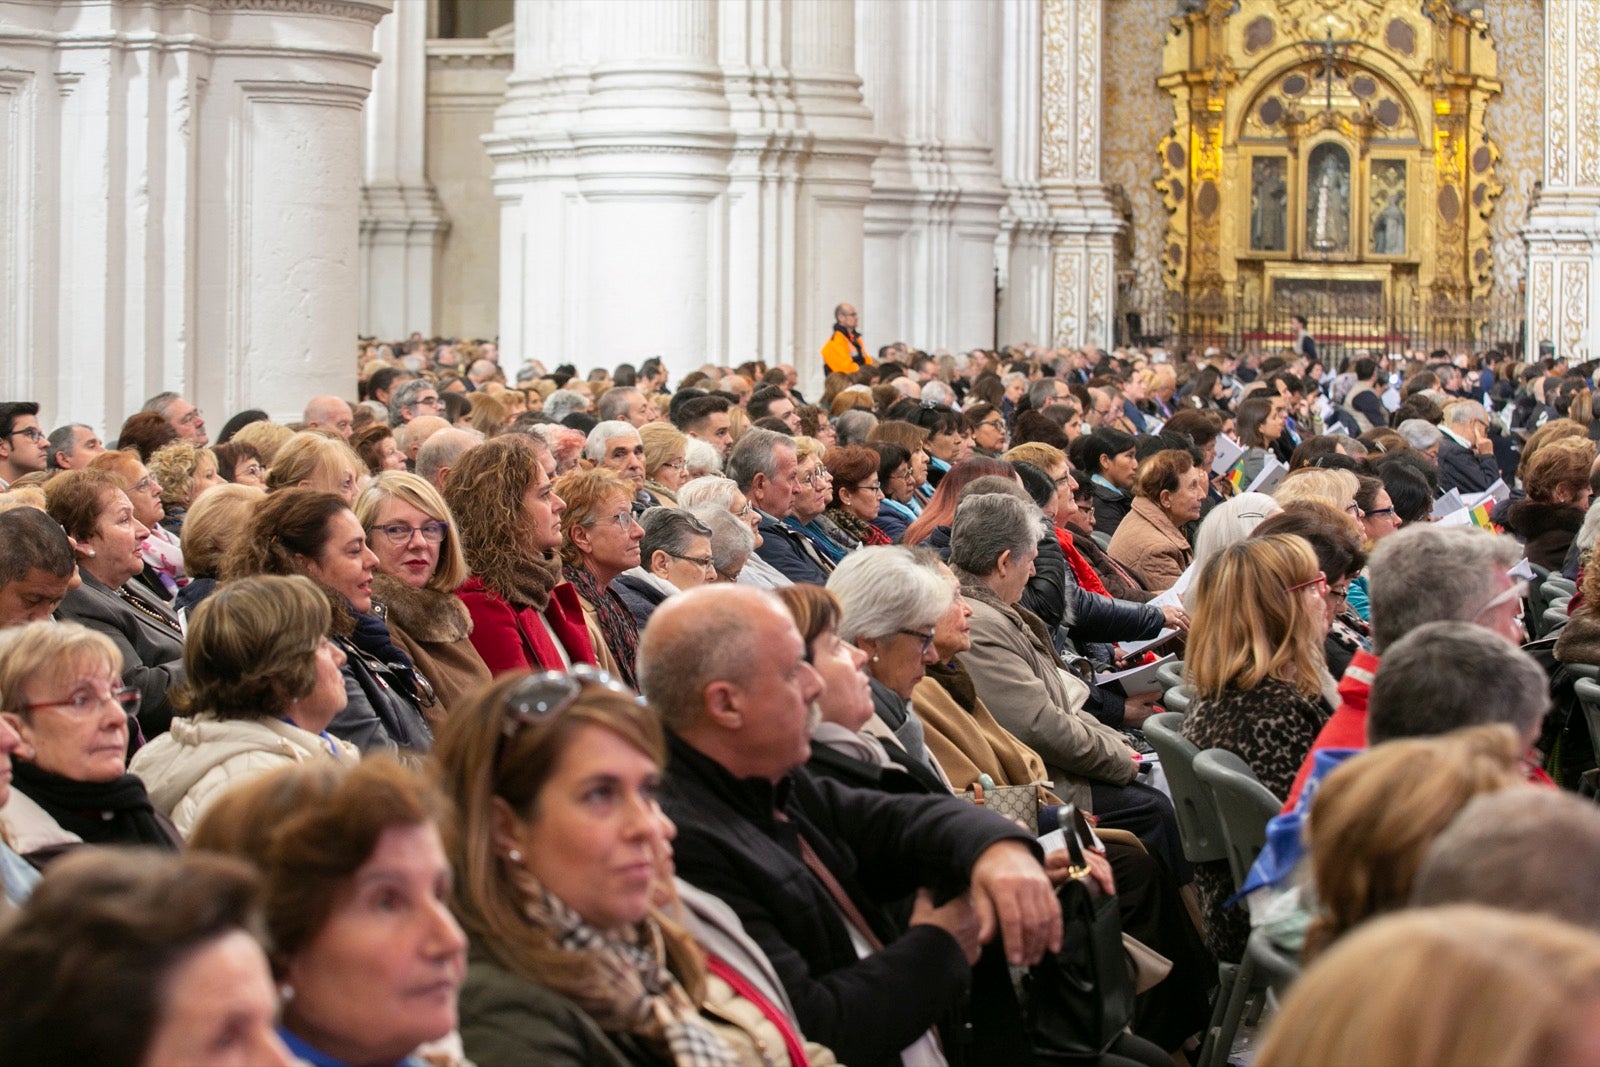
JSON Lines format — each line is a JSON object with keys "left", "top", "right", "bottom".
{"left": 1260, "top": 905, "right": 1600, "bottom": 1067}
{"left": 231, "top": 419, "right": 295, "bottom": 469}
{"left": 1302, "top": 723, "right": 1524, "bottom": 961}
{"left": 553, "top": 467, "right": 644, "bottom": 688}
{"left": 172, "top": 482, "right": 265, "bottom": 615}
{"left": 354, "top": 471, "right": 490, "bottom": 726}
{"left": 639, "top": 421, "right": 690, "bottom": 506}
{"left": 264, "top": 431, "right": 366, "bottom": 503}
{"left": 146, "top": 439, "right": 223, "bottom": 535}
{"left": 1180, "top": 533, "right": 1334, "bottom": 961}
{"left": 1107, "top": 449, "right": 1206, "bottom": 592}
{"left": 445, "top": 435, "right": 597, "bottom": 675}
{"left": 435, "top": 671, "right": 832, "bottom": 1067}
{"left": 128, "top": 575, "right": 359, "bottom": 836}
{"left": 1271, "top": 466, "right": 1361, "bottom": 518}
{"left": 467, "top": 391, "right": 511, "bottom": 437}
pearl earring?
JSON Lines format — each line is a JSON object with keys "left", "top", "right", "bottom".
{"left": 85, "top": 548, "right": 96, "bottom": 558}
{"left": 871, "top": 655, "right": 880, "bottom": 663}
{"left": 507, "top": 848, "right": 522, "bottom": 863}
{"left": 279, "top": 983, "right": 295, "bottom": 1003}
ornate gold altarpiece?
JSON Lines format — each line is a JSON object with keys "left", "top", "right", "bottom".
{"left": 1156, "top": 0, "right": 1502, "bottom": 341}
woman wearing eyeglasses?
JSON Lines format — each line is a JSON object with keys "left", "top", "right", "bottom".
{"left": 1180, "top": 534, "right": 1334, "bottom": 963}
{"left": 88, "top": 448, "right": 186, "bottom": 602}
{"left": 129, "top": 575, "right": 358, "bottom": 837}
{"left": 355, "top": 472, "right": 491, "bottom": 728}
{"left": 822, "top": 444, "right": 892, "bottom": 550}
{"left": 436, "top": 670, "right": 836, "bottom": 1067}
{"left": 554, "top": 468, "right": 646, "bottom": 690}
{"left": 47, "top": 469, "right": 187, "bottom": 739}
{"left": 0, "top": 620, "right": 179, "bottom": 869}
{"left": 640, "top": 422, "right": 690, "bottom": 507}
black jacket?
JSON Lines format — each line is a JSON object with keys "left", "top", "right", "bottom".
{"left": 660, "top": 732, "right": 1034, "bottom": 1067}
{"left": 1438, "top": 434, "right": 1502, "bottom": 495}
{"left": 332, "top": 628, "right": 433, "bottom": 756}
{"left": 611, "top": 573, "right": 670, "bottom": 630}
{"left": 1090, "top": 481, "right": 1133, "bottom": 538}
{"left": 753, "top": 514, "right": 830, "bottom": 585}
{"left": 1023, "top": 531, "right": 1164, "bottom": 645}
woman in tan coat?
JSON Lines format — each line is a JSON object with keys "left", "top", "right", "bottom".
{"left": 1107, "top": 449, "right": 1205, "bottom": 592}
{"left": 354, "top": 472, "right": 490, "bottom": 729}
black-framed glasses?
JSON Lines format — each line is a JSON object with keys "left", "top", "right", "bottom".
{"left": 372, "top": 520, "right": 447, "bottom": 545}
{"left": 1364, "top": 506, "right": 1396, "bottom": 519}
{"left": 7, "top": 426, "right": 44, "bottom": 444}
{"left": 15, "top": 683, "right": 141, "bottom": 718}
{"left": 666, "top": 551, "right": 714, "bottom": 569}
{"left": 497, "top": 666, "right": 641, "bottom": 769}
{"left": 896, "top": 628, "right": 936, "bottom": 656}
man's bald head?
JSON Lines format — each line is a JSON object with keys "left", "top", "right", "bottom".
{"left": 640, "top": 585, "right": 775, "bottom": 732}
{"left": 395, "top": 416, "right": 450, "bottom": 461}
{"left": 303, "top": 395, "right": 354, "bottom": 440}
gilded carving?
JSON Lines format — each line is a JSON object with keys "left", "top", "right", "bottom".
{"left": 1052, "top": 248, "right": 1082, "bottom": 346}
{"left": 1576, "top": 7, "right": 1600, "bottom": 187}
{"left": 1039, "top": 0, "right": 1074, "bottom": 180}
{"left": 1560, "top": 259, "right": 1589, "bottom": 360}
{"left": 1529, "top": 258, "right": 1553, "bottom": 343}
{"left": 1480, "top": 0, "right": 1541, "bottom": 306}
{"left": 1075, "top": 0, "right": 1100, "bottom": 182}
{"left": 1547, "top": 0, "right": 1570, "bottom": 187}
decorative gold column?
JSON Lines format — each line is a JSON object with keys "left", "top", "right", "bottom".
{"left": 1524, "top": 0, "right": 1600, "bottom": 362}
{"left": 1039, "top": 0, "right": 1120, "bottom": 350}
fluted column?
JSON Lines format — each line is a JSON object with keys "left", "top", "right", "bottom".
{"left": 0, "top": 0, "right": 387, "bottom": 434}
{"left": 1036, "top": 0, "right": 1120, "bottom": 350}
{"left": 1524, "top": 0, "right": 1600, "bottom": 363}
{"left": 361, "top": 0, "right": 448, "bottom": 338}
{"left": 857, "top": 0, "right": 1007, "bottom": 351}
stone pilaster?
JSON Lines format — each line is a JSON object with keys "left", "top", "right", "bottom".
{"left": 361, "top": 0, "right": 448, "bottom": 339}
{"left": 1524, "top": 0, "right": 1600, "bottom": 363}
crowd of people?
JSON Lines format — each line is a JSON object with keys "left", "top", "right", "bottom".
{"left": 3, "top": 325, "right": 1600, "bottom": 1066}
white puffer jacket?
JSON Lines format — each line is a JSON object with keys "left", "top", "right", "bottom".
{"left": 130, "top": 716, "right": 360, "bottom": 837}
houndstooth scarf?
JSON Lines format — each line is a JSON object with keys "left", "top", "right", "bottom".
{"left": 516, "top": 872, "right": 741, "bottom": 1067}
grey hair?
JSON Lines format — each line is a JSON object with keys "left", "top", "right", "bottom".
{"left": 826, "top": 546, "right": 953, "bottom": 642}
{"left": 596, "top": 386, "right": 643, "bottom": 423}
{"left": 415, "top": 428, "right": 481, "bottom": 484}
{"left": 1411, "top": 789, "right": 1600, "bottom": 931}
{"left": 1192, "top": 492, "right": 1282, "bottom": 572}
{"left": 1443, "top": 399, "right": 1489, "bottom": 428}
{"left": 1573, "top": 496, "right": 1600, "bottom": 570}
{"left": 388, "top": 379, "right": 436, "bottom": 426}
{"left": 583, "top": 420, "right": 641, "bottom": 463}
{"left": 921, "top": 380, "right": 956, "bottom": 408}
{"left": 684, "top": 437, "right": 722, "bottom": 477}
{"left": 141, "top": 391, "right": 182, "bottom": 416}
{"left": 834, "top": 409, "right": 878, "bottom": 446}
{"left": 677, "top": 475, "right": 741, "bottom": 512}
{"left": 1367, "top": 621, "right": 1549, "bottom": 745}
{"left": 1025, "top": 379, "right": 1060, "bottom": 411}
{"left": 691, "top": 507, "right": 754, "bottom": 577}
{"left": 1367, "top": 525, "right": 1522, "bottom": 653}
{"left": 1397, "top": 418, "right": 1443, "bottom": 450}
{"left": 949, "top": 492, "right": 1046, "bottom": 577}
{"left": 45, "top": 423, "right": 94, "bottom": 470}
{"left": 639, "top": 506, "right": 711, "bottom": 565}
{"left": 543, "top": 389, "right": 591, "bottom": 423}
{"left": 1003, "top": 371, "right": 1027, "bottom": 389}
{"left": 725, "top": 427, "right": 793, "bottom": 493}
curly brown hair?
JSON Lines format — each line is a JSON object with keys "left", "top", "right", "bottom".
{"left": 442, "top": 434, "right": 553, "bottom": 601}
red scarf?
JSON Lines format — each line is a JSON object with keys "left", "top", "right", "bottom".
{"left": 1055, "top": 525, "right": 1108, "bottom": 596}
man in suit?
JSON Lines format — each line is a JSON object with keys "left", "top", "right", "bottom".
{"left": 1436, "top": 400, "right": 1502, "bottom": 494}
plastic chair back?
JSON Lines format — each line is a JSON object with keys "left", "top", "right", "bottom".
{"left": 1161, "top": 684, "right": 1193, "bottom": 715}
{"left": 1575, "top": 679, "right": 1600, "bottom": 775}
{"left": 1141, "top": 713, "right": 1226, "bottom": 864}
{"left": 1154, "top": 659, "right": 1187, "bottom": 696}
{"left": 1194, "top": 748, "right": 1284, "bottom": 886}
{"left": 1545, "top": 576, "right": 1578, "bottom": 599}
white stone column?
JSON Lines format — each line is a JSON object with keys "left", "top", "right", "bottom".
{"left": 1524, "top": 0, "right": 1600, "bottom": 363}
{"left": 720, "top": 0, "right": 878, "bottom": 396}
{"left": 857, "top": 0, "right": 1007, "bottom": 353}
{"left": 489, "top": 0, "right": 734, "bottom": 383}
{"left": 996, "top": 0, "right": 1056, "bottom": 348}
{"left": 0, "top": 0, "right": 388, "bottom": 434}
{"left": 361, "top": 0, "right": 448, "bottom": 339}
{"left": 1034, "top": 0, "right": 1121, "bottom": 351}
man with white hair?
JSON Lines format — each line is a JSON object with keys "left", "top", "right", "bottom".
{"left": 142, "top": 391, "right": 208, "bottom": 446}
{"left": 1437, "top": 399, "right": 1501, "bottom": 494}
{"left": 596, "top": 385, "right": 653, "bottom": 427}
{"left": 543, "top": 388, "right": 592, "bottom": 423}
{"left": 584, "top": 420, "right": 652, "bottom": 508}
{"left": 302, "top": 395, "right": 354, "bottom": 440}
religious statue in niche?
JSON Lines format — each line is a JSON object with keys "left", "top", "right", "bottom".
{"left": 1305, "top": 142, "right": 1351, "bottom": 254}
{"left": 1369, "top": 160, "right": 1407, "bottom": 256}
{"left": 1250, "top": 157, "right": 1288, "bottom": 252}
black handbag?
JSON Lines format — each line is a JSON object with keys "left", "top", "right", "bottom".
{"left": 1020, "top": 812, "right": 1137, "bottom": 1060}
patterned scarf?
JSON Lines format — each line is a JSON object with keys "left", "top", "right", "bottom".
{"left": 826, "top": 505, "right": 891, "bottom": 548}
{"left": 516, "top": 872, "right": 741, "bottom": 1067}
{"left": 563, "top": 563, "right": 641, "bottom": 689}
{"left": 1054, "top": 525, "right": 1108, "bottom": 596}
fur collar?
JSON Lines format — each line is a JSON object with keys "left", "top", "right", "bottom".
{"left": 1506, "top": 500, "right": 1585, "bottom": 541}
{"left": 372, "top": 574, "right": 473, "bottom": 643}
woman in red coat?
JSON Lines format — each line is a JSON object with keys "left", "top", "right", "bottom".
{"left": 443, "top": 435, "right": 596, "bottom": 674}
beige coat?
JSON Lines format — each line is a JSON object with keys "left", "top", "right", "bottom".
{"left": 954, "top": 572, "right": 1135, "bottom": 811}
{"left": 1107, "top": 495, "right": 1193, "bottom": 592}
{"left": 911, "top": 666, "right": 1064, "bottom": 806}
{"left": 130, "top": 716, "right": 359, "bottom": 837}
{"left": 376, "top": 576, "right": 493, "bottom": 730}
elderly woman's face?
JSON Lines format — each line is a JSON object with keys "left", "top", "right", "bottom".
{"left": 811, "top": 626, "right": 874, "bottom": 731}
{"left": 378, "top": 436, "right": 408, "bottom": 472}
{"left": 6, "top": 654, "right": 130, "bottom": 783}
{"left": 931, "top": 577, "right": 974, "bottom": 661}
{"left": 883, "top": 462, "right": 913, "bottom": 505}
{"left": 126, "top": 463, "right": 165, "bottom": 526}
{"left": 1160, "top": 466, "right": 1207, "bottom": 525}
{"left": 85, "top": 488, "right": 151, "bottom": 587}
{"left": 652, "top": 448, "right": 688, "bottom": 492}
{"left": 303, "top": 509, "right": 378, "bottom": 614}
{"left": 577, "top": 491, "right": 643, "bottom": 577}
{"left": 508, "top": 723, "right": 673, "bottom": 932}
{"left": 233, "top": 454, "right": 266, "bottom": 488}
{"left": 863, "top": 623, "right": 939, "bottom": 701}
{"left": 368, "top": 497, "right": 442, "bottom": 591}
{"left": 140, "top": 930, "right": 296, "bottom": 1067}
{"left": 840, "top": 470, "right": 883, "bottom": 522}
{"left": 910, "top": 448, "right": 931, "bottom": 486}
{"left": 791, "top": 456, "right": 831, "bottom": 523}
{"left": 282, "top": 823, "right": 466, "bottom": 1067}
{"left": 729, "top": 489, "right": 762, "bottom": 548}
